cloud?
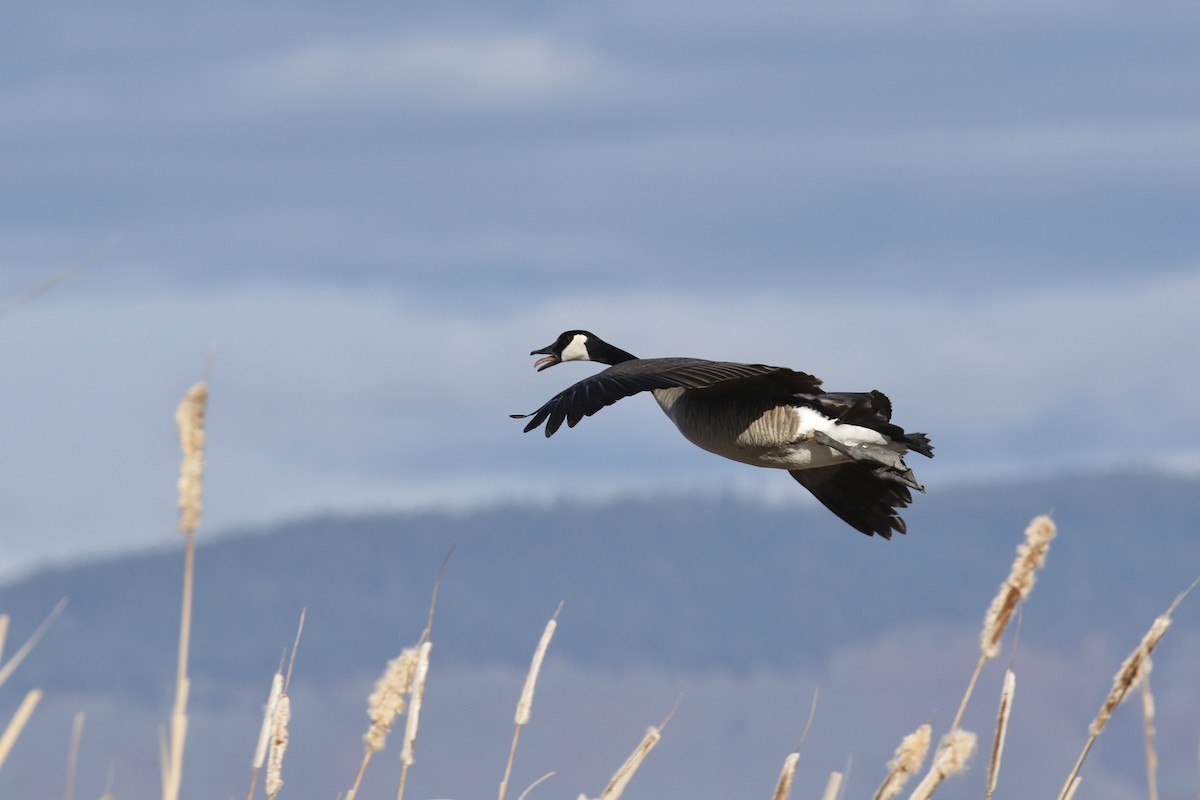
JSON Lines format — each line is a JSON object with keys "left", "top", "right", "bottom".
{"left": 234, "top": 32, "right": 602, "bottom": 110}
{"left": 0, "top": 268, "right": 1196, "bottom": 574}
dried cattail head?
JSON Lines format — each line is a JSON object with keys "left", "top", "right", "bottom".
{"left": 1058, "top": 579, "right": 1196, "bottom": 800}
{"left": 771, "top": 752, "right": 800, "bottom": 800}
{"left": 174, "top": 382, "right": 208, "bottom": 535}
{"left": 400, "top": 641, "right": 432, "bottom": 768}
{"left": 981, "top": 515, "right": 1056, "bottom": 659}
{"left": 599, "top": 726, "right": 661, "bottom": 800}
{"left": 873, "top": 722, "right": 931, "bottom": 800}
{"left": 908, "top": 729, "right": 976, "bottom": 800}
{"left": 1090, "top": 615, "right": 1168, "bottom": 737}
{"left": 516, "top": 615, "right": 558, "bottom": 726}
{"left": 254, "top": 672, "right": 285, "bottom": 770}
{"left": 819, "top": 771, "right": 843, "bottom": 800}
{"left": 364, "top": 647, "right": 419, "bottom": 753}
{"left": 265, "top": 694, "right": 290, "bottom": 798}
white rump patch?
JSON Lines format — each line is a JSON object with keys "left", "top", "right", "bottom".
{"left": 794, "top": 406, "right": 888, "bottom": 447}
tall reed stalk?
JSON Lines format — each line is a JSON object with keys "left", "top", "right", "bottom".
{"left": 163, "top": 380, "right": 208, "bottom": 800}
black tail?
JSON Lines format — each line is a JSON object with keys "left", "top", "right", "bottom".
{"left": 821, "top": 391, "right": 934, "bottom": 459}
{"left": 789, "top": 463, "right": 916, "bottom": 539}
{"left": 903, "top": 431, "right": 934, "bottom": 458}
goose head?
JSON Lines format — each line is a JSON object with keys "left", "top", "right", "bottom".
{"left": 529, "top": 330, "right": 637, "bottom": 371}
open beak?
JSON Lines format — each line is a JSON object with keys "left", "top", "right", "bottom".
{"left": 530, "top": 345, "right": 559, "bottom": 371}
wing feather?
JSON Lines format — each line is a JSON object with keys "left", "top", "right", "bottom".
{"left": 514, "top": 357, "right": 822, "bottom": 437}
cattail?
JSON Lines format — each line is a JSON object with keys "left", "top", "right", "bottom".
{"left": 986, "top": 669, "right": 1016, "bottom": 800}
{"left": 873, "top": 723, "right": 931, "bottom": 800}
{"left": 64, "top": 711, "right": 86, "bottom": 800}
{"left": 265, "top": 694, "right": 290, "bottom": 799}
{"left": 500, "top": 607, "right": 562, "bottom": 800}
{"left": 771, "top": 752, "right": 800, "bottom": 800}
{"left": 346, "top": 645, "right": 421, "bottom": 800}
{"left": 0, "top": 688, "right": 42, "bottom": 769}
{"left": 1057, "top": 578, "right": 1195, "bottom": 800}
{"left": 952, "top": 515, "right": 1055, "bottom": 731}
{"left": 1091, "top": 617, "right": 1167, "bottom": 737}
{"left": 400, "top": 641, "right": 432, "bottom": 768}
{"left": 516, "top": 612, "right": 558, "bottom": 726}
{"left": 907, "top": 729, "right": 976, "bottom": 800}
{"left": 394, "top": 640, "right": 433, "bottom": 800}
{"left": 981, "top": 516, "right": 1056, "bottom": 659}
{"left": 165, "top": 380, "right": 208, "bottom": 800}
{"left": 820, "top": 771, "right": 843, "bottom": 800}
{"left": 175, "top": 382, "right": 207, "bottom": 535}
{"left": 364, "top": 648, "right": 419, "bottom": 753}
{"left": 254, "top": 673, "right": 285, "bottom": 770}
{"left": 598, "top": 726, "right": 661, "bottom": 800}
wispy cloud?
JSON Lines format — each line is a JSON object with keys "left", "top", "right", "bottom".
{"left": 1, "top": 269, "right": 1196, "bottom": 573}
{"left": 236, "top": 32, "right": 602, "bottom": 109}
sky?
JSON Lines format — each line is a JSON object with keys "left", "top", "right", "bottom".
{"left": 1, "top": 0, "right": 1198, "bottom": 576}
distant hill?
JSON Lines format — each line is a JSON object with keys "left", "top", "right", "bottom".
{"left": 3, "top": 470, "right": 1199, "bottom": 800}
{"left": 2, "top": 470, "right": 1196, "bottom": 701}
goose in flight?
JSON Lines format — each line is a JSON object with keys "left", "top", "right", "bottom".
{"left": 513, "top": 330, "right": 933, "bottom": 538}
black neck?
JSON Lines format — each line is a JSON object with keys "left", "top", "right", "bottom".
{"left": 593, "top": 341, "right": 638, "bottom": 365}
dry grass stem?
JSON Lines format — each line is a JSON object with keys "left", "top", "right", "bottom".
{"left": 872, "top": 723, "right": 931, "bottom": 800}
{"left": 907, "top": 729, "right": 976, "bottom": 800}
{"left": 516, "top": 771, "right": 555, "bottom": 800}
{"left": 598, "top": 725, "right": 662, "bottom": 800}
{"left": 1141, "top": 675, "right": 1158, "bottom": 800}
{"left": 820, "top": 771, "right": 843, "bottom": 800}
{"left": 265, "top": 694, "right": 291, "bottom": 799}
{"left": 0, "top": 235, "right": 117, "bottom": 317}
{"left": 0, "top": 597, "right": 69, "bottom": 689}
{"left": 64, "top": 711, "right": 85, "bottom": 800}
{"left": 396, "top": 640, "right": 432, "bottom": 800}
{"left": 0, "top": 614, "right": 7, "bottom": 665}
{"left": 771, "top": 752, "right": 800, "bottom": 800}
{"left": 1062, "top": 775, "right": 1081, "bottom": 800}
{"left": 1057, "top": 578, "right": 1196, "bottom": 800}
{"left": 0, "top": 688, "right": 43, "bottom": 769}
{"left": 500, "top": 605, "right": 563, "bottom": 800}
{"left": 986, "top": 669, "right": 1015, "bottom": 800}
{"left": 951, "top": 515, "right": 1055, "bottom": 731}
{"left": 284, "top": 608, "right": 306, "bottom": 691}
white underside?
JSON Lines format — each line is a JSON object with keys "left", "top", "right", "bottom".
{"left": 654, "top": 390, "right": 896, "bottom": 471}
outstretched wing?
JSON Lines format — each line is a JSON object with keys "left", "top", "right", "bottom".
{"left": 789, "top": 463, "right": 915, "bottom": 538}
{"left": 513, "top": 357, "right": 823, "bottom": 437}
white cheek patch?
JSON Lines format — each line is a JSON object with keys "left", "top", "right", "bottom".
{"left": 559, "top": 334, "right": 591, "bottom": 362}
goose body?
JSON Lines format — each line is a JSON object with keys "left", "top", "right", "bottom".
{"left": 513, "top": 331, "right": 933, "bottom": 538}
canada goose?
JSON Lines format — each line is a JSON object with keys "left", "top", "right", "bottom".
{"left": 512, "top": 330, "right": 933, "bottom": 538}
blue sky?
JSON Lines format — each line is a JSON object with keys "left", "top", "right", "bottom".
{"left": 2, "top": 0, "right": 1198, "bottom": 575}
